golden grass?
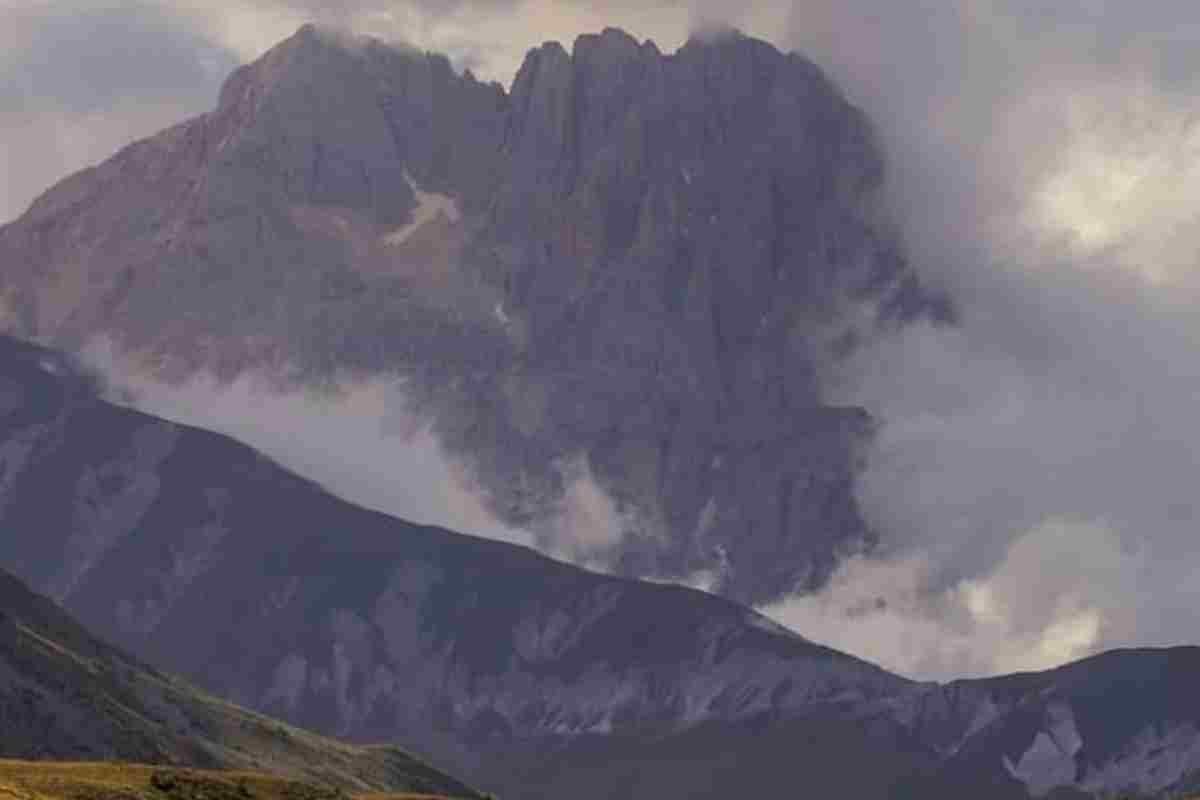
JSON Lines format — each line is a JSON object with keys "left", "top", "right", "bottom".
{"left": 0, "top": 761, "right": 451, "bottom": 800}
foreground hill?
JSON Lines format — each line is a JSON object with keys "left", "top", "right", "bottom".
{"left": 0, "top": 24, "right": 949, "bottom": 605}
{"left": 0, "top": 567, "right": 479, "bottom": 799}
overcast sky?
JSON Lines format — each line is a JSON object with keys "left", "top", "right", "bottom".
{"left": 7, "top": 0, "right": 1200, "bottom": 680}
{"left": 0, "top": 0, "right": 788, "bottom": 223}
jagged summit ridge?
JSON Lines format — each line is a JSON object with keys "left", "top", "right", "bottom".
{"left": 0, "top": 24, "right": 938, "bottom": 605}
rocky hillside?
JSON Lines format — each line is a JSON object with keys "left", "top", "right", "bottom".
{"left": 2, "top": 336, "right": 1200, "bottom": 799}
{"left": 0, "top": 565, "right": 479, "bottom": 798}
{"left": 919, "top": 647, "right": 1200, "bottom": 799}
{"left": 0, "top": 25, "right": 949, "bottom": 604}
{"left": 0, "top": 334, "right": 905, "bottom": 796}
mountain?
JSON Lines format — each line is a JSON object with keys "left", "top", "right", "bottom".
{"left": 921, "top": 647, "right": 1200, "bottom": 799}
{"left": 0, "top": 561, "right": 479, "bottom": 799}
{"left": 0, "top": 334, "right": 906, "bottom": 795}
{"left": 480, "top": 646, "right": 1200, "bottom": 799}
{"left": 0, "top": 24, "right": 949, "bottom": 605}
{"left": 2, "top": 338, "right": 1200, "bottom": 799}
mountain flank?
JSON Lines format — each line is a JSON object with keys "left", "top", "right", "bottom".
{"left": 0, "top": 333, "right": 904, "bottom": 797}
{"left": 2, "top": 338, "right": 1200, "bottom": 798}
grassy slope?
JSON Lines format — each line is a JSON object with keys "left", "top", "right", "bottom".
{"left": 0, "top": 572, "right": 481, "bottom": 800}
{"left": 0, "top": 761, "right": 457, "bottom": 800}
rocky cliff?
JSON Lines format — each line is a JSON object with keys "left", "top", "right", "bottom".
{"left": 0, "top": 25, "right": 948, "bottom": 605}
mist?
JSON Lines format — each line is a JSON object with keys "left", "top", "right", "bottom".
{"left": 763, "top": 0, "right": 1200, "bottom": 679}
{"left": 80, "top": 336, "right": 647, "bottom": 572}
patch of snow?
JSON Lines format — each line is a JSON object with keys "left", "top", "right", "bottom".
{"left": 37, "top": 358, "right": 64, "bottom": 376}
{"left": 383, "top": 173, "right": 462, "bottom": 247}
{"left": 1005, "top": 703, "right": 1084, "bottom": 796}
{"left": 962, "top": 695, "right": 1003, "bottom": 742}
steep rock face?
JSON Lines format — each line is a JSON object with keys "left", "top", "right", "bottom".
{"left": 0, "top": 25, "right": 945, "bottom": 605}
{"left": 0, "top": 567, "right": 482, "bottom": 799}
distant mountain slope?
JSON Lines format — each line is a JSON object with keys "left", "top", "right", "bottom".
{"left": 0, "top": 334, "right": 906, "bottom": 797}
{"left": 0, "top": 24, "right": 949, "bottom": 604}
{"left": 0, "top": 567, "right": 480, "bottom": 799}
{"left": 4, "top": 340, "right": 1200, "bottom": 798}
{"left": 483, "top": 646, "right": 1200, "bottom": 800}
{"left": 923, "top": 647, "right": 1200, "bottom": 799}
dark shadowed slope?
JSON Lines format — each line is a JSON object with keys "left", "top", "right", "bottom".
{"left": 0, "top": 25, "right": 950, "bottom": 605}
{"left": 922, "top": 647, "right": 1200, "bottom": 799}
{"left": 3, "top": 339, "right": 1200, "bottom": 799}
{"left": 0, "top": 565, "right": 480, "bottom": 798}
{"left": 0, "top": 334, "right": 906, "bottom": 796}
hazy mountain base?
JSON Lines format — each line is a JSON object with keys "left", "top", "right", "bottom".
{"left": 0, "top": 24, "right": 950, "bottom": 605}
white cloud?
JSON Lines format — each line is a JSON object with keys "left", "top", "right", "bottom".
{"left": 765, "top": 519, "right": 1132, "bottom": 679}
{"left": 82, "top": 338, "right": 538, "bottom": 548}
{"left": 756, "top": 0, "right": 1200, "bottom": 678}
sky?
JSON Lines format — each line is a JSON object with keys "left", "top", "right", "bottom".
{"left": 6, "top": 0, "right": 1200, "bottom": 681}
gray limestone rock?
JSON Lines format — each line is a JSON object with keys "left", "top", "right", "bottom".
{"left": 0, "top": 25, "right": 949, "bottom": 605}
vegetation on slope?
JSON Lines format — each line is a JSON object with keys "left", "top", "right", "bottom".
{"left": 0, "top": 761, "right": 460, "bottom": 800}
{"left": 0, "top": 570, "right": 481, "bottom": 799}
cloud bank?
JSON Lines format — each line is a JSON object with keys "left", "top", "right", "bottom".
{"left": 764, "top": 0, "right": 1200, "bottom": 679}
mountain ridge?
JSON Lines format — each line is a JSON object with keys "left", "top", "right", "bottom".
{"left": 1, "top": 334, "right": 1199, "bottom": 799}
{"left": 0, "top": 333, "right": 908, "bottom": 796}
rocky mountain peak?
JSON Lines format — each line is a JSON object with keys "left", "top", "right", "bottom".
{"left": 0, "top": 24, "right": 943, "bottom": 605}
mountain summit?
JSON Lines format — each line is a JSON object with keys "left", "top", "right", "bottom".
{"left": 0, "top": 26, "right": 945, "bottom": 605}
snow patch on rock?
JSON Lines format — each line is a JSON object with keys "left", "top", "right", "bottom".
{"left": 383, "top": 174, "right": 462, "bottom": 247}
{"left": 1004, "top": 703, "right": 1083, "bottom": 796}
